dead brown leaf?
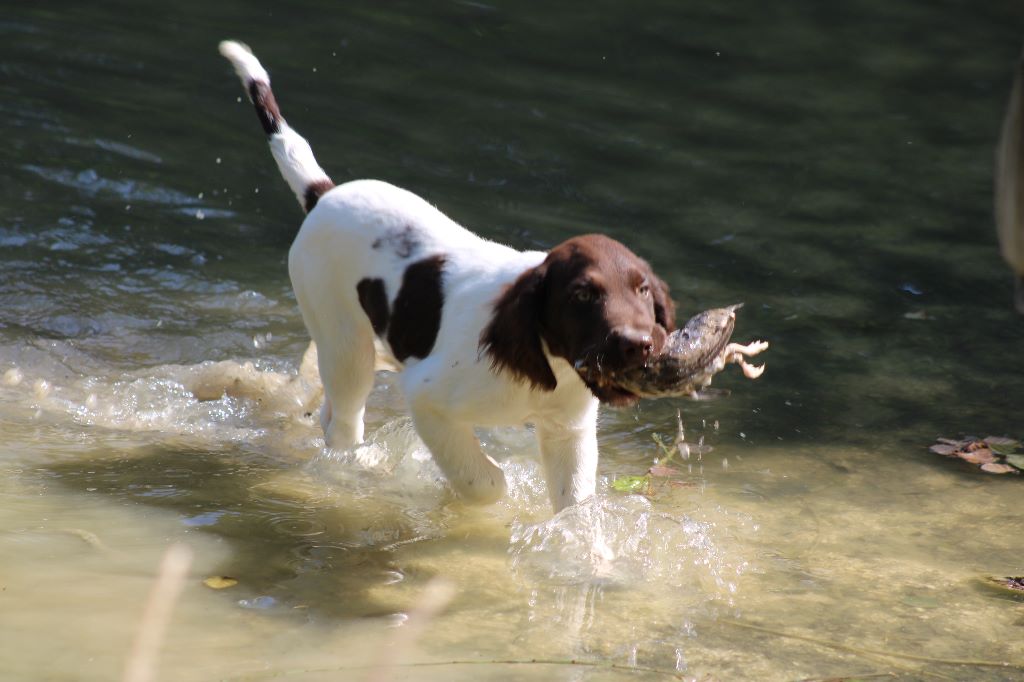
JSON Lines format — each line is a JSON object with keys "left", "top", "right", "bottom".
{"left": 980, "top": 462, "right": 1018, "bottom": 475}
{"left": 960, "top": 448, "right": 996, "bottom": 465}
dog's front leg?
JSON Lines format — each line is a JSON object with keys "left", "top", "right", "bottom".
{"left": 409, "top": 402, "right": 508, "bottom": 505}
{"left": 536, "top": 419, "right": 599, "bottom": 513}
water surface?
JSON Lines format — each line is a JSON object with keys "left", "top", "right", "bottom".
{"left": 2, "top": 2, "right": 1024, "bottom": 680}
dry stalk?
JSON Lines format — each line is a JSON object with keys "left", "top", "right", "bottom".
{"left": 122, "top": 543, "right": 193, "bottom": 682}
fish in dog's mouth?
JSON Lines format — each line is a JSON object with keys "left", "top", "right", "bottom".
{"left": 573, "top": 359, "right": 641, "bottom": 406}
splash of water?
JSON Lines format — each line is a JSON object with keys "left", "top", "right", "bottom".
{"left": 0, "top": 340, "right": 321, "bottom": 444}
{"left": 510, "top": 494, "right": 753, "bottom": 600}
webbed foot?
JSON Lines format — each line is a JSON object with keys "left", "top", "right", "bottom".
{"left": 723, "top": 340, "right": 769, "bottom": 379}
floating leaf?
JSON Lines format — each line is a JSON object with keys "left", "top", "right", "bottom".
{"left": 980, "top": 462, "right": 1018, "bottom": 475}
{"left": 986, "top": 438, "right": 1022, "bottom": 456}
{"left": 203, "top": 576, "right": 239, "bottom": 589}
{"left": 930, "top": 436, "right": 1024, "bottom": 477}
{"left": 648, "top": 464, "right": 679, "bottom": 478}
{"left": 1005, "top": 454, "right": 1024, "bottom": 471}
{"left": 960, "top": 448, "right": 996, "bottom": 465}
{"left": 611, "top": 475, "right": 650, "bottom": 493}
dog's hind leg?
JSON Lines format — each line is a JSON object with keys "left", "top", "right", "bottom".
{"left": 290, "top": 230, "right": 377, "bottom": 450}
{"left": 311, "top": 321, "right": 376, "bottom": 450}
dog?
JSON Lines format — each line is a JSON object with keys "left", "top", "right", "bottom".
{"left": 219, "top": 41, "right": 676, "bottom": 512}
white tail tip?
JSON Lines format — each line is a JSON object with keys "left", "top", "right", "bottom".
{"left": 218, "top": 40, "right": 269, "bottom": 84}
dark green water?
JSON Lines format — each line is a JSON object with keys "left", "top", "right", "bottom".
{"left": 2, "top": 2, "right": 1023, "bottom": 681}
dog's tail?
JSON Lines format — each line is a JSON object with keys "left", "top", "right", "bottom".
{"left": 218, "top": 40, "right": 334, "bottom": 213}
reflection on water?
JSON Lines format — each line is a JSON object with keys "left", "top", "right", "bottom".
{"left": 2, "top": 1, "right": 1024, "bottom": 680}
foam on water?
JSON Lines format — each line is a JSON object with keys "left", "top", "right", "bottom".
{"left": 0, "top": 339, "right": 322, "bottom": 445}
{"left": 307, "top": 417, "right": 442, "bottom": 493}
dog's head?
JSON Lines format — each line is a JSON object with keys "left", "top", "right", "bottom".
{"left": 480, "top": 234, "right": 675, "bottom": 406}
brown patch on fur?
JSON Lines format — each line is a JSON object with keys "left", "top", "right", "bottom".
{"left": 304, "top": 179, "right": 335, "bottom": 213}
{"left": 371, "top": 224, "right": 419, "bottom": 258}
{"left": 481, "top": 234, "right": 675, "bottom": 404}
{"left": 651, "top": 274, "right": 676, "bottom": 332}
{"left": 480, "top": 264, "right": 558, "bottom": 391}
{"left": 356, "top": 278, "right": 389, "bottom": 335}
{"left": 248, "top": 80, "right": 282, "bottom": 136}
{"left": 388, "top": 255, "right": 446, "bottom": 362}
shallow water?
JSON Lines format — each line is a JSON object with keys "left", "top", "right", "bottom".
{"left": 2, "top": 2, "right": 1024, "bottom": 680}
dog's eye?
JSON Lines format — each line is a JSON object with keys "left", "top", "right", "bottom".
{"left": 573, "top": 287, "right": 596, "bottom": 303}
{"left": 638, "top": 283, "right": 651, "bottom": 297}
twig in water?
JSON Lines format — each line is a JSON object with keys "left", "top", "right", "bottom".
{"left": 720, "top": 618, "right": 1024, "bottom": 673}
{"left": 230, "top": 657, "right": 688, "bottom": 680}
{"left": 122, "top": 543, "right": 193, "bottom": 682}
{"left": 796, "top": 674, "right": 898, "bottom": 682}
{"left": 59, "top": 527, "right": 111, "bottom": 552}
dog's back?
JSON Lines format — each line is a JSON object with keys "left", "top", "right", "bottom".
{"left": 218, "top": 41, "right": 559, "bottom": 448}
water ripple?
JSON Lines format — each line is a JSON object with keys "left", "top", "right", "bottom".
{"left": 21, "top": 165, "right": 196, "bottom": 205}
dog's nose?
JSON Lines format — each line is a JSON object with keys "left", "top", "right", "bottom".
{"left": 612, "top": 329, "right": 654, "bottom": 367}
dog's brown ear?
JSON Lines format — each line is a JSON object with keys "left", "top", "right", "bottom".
{"left": 479, "top": 264, "right": 558, "bottom": 391}
{"left": 651, "top": 273, "right": 676, "bottom": 331}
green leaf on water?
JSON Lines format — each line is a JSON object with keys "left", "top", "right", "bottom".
{"left": 988, "top": 440, "right": 1022, "bottom": 456}
{"left": 612, "top": 475, "right": 650, "bottom": 493}
{"left": 1005, "top": 454, "right": 1024, "bottom": 471}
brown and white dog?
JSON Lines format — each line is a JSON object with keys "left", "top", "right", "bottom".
{"left": 220, "top": 42, "right": 676, "bottom": 512}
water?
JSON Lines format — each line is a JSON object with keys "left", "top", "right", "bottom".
{"left": 2, "top": 1, "right": 1024, "bottom": 680}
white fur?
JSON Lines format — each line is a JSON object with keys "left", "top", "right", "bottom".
{"left": 219, "top": 40, "right": 331, "bottom": 209}
{"left": 218, "top": 41, "right": 269, "bottom": 83}
{"left": 267, "top": 132, "right": 330, "bottom": 207}
{"left": 291, "top": 181, "right": 600, "bottom": 511}
{"left": 221, "top": 42, "right": 601, "bottom": 512}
